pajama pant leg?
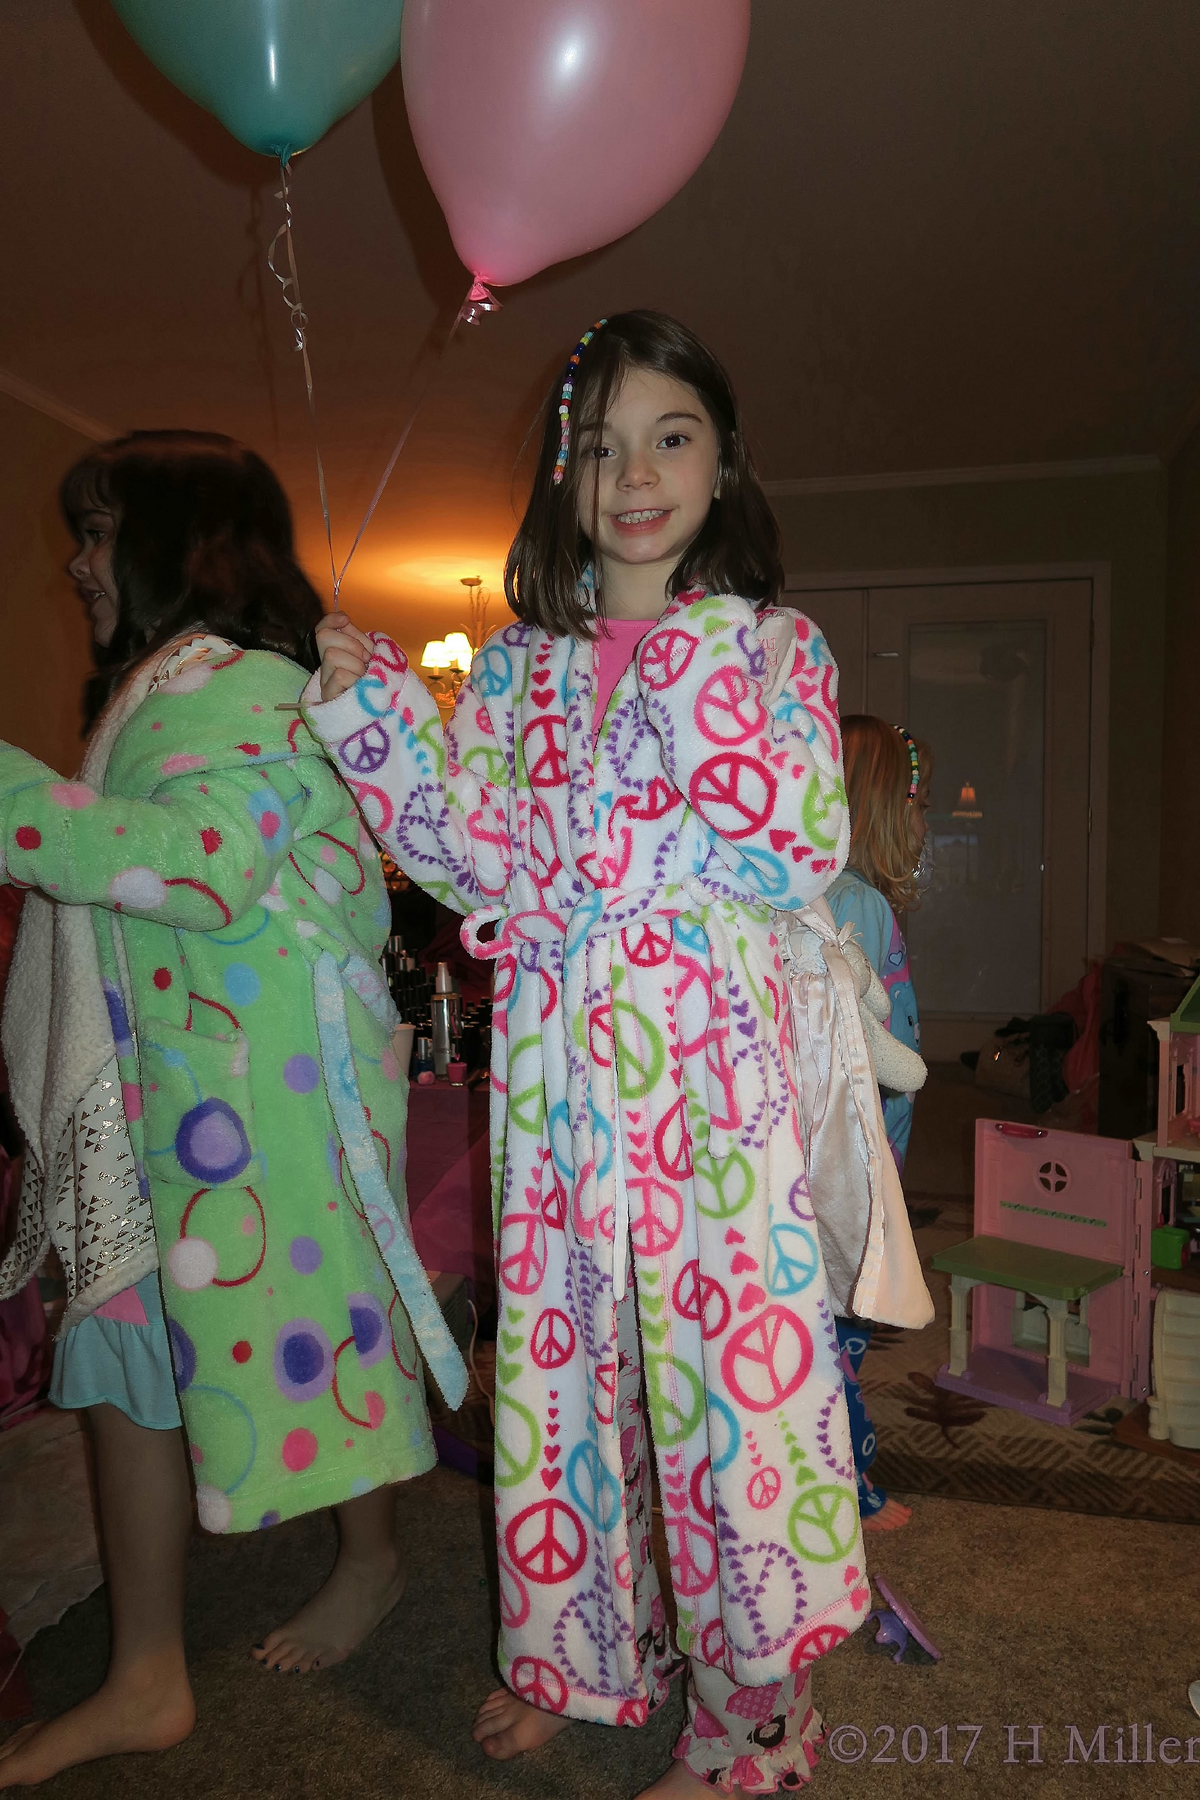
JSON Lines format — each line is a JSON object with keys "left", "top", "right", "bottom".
{"left": 834, "top": 1318, "right": 886, "bottom": 1518}
{"left": 615, "top": 1282, "right": 677, "bottom": 1701}
{"left": 675, "top": 1660, "right": 824, "bottom": 1792}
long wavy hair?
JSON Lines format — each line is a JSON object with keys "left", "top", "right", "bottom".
{"left": 505, "top": 310, "right": 783, "bottom": 637}
{"left": 62, "top": 430, "right": 323, "bottom": 721}
{"left": 842, "top": 715, "right": 933, "bottom": 914}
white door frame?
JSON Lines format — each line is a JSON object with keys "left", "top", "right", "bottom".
{"left": 784, "top": 561, "right": 1111, "bottom": 970}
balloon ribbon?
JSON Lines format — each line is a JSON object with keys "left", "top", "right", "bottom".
{"left": 268, "top": 158, "right": 500, "bottom": 607}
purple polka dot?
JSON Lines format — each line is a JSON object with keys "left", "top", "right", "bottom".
{"left": 273, "top": 1318, "right": 333, "bottom": 1402}
{"left": 348, "top": 1292, "right": 388, "bottom": 1367}
{"left": 283, "top": 1054, "right": 320, "bottom": 1094}
{"left": 175, "top": 1099, "right": 251, "bottom": 1184}
{"left": 259, "top": 1510, "right": 281, "bottom": 1529}
{"left": 289, "top": 1235, "right": 323, "bottom": 1275}
{"left": 168, "top": 1318, "right": 196, "bottom": 1390}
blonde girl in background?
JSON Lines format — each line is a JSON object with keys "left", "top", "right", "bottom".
{"left": 823, "top": 714, "right": 932, "bottom": 1534}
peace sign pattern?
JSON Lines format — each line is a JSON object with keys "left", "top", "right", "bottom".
{"left": 310, "top": 602, "right": 862, "bottom": 1716}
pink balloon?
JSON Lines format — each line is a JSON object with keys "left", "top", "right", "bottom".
{"left": 401, "top": 0, "right": 751, "bottom": 288}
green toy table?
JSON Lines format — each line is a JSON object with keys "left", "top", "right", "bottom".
{"left": 930, "top": 1235, "right": 1124, "bottom": 1413}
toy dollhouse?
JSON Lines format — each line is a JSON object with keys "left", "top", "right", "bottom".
{"left": 928, "top": 980, "right": 1200, "bottom": 1444}
{"left": 931, "top": 1121, "right": 1150, "bottom": 1426}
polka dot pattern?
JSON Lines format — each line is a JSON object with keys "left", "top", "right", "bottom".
{"left": 273, "top": 1319, "right": 334, "bottom": 1403}
{"left": 168, "top": 1236, "right": 219, "bottom": 1291}
{"left": 223, "top": 963, "right": 261, "bottom": 1006}
{"left": 283, "top": 1054, "right": 320, "bottom": 1094}
{"left": 289, "top": 1236, "right": 323, "bottom": 1275}
{"left": 109, "top": 865, "right": 167, "bottom": 909}
{"left": 282, "top": 1428, "right": 319, "bottom": 1473}
{"left": 175, "top": 1099, "right": 252, "bottom": 1184}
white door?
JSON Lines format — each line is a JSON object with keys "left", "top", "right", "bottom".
{"left": 788, "top": 578, "right": 1097, "bottom": 1059}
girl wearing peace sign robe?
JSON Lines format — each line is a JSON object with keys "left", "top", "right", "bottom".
{"left": 308, "top": 313, "right": 868, "bottom": 1797}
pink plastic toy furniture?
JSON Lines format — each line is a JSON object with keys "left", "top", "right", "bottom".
{"left": 1156, "top": 973, "right": 1200, "bottom": 1152}
{"left": 931, "top": 1120, "right": 1153, "bottom": 1426}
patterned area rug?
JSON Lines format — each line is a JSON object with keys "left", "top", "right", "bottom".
{"left": 862, "top": 1194, "right": 1200, "bottom": 1524}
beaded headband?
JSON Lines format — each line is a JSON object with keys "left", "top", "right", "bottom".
{"left": 894, "top": 725, "right": 921, "bottom": 803}
{"left": 552, "top": 319, "right": 608, "bottom": 484}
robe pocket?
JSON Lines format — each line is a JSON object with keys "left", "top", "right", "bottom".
{"left": 140, "top": 1017, "right": 259, "bottom": 1189}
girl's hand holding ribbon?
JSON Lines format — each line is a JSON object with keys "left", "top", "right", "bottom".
{"left": 316, "top": 611, "right": 373, "bottom": 702}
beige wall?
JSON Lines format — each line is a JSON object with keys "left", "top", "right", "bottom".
{"left": 1160, "top": 426, "right": 1200, "bottom": 938}
{"left": 0, "top": 393, "right": 96, "bottom": 775}
{"left": 772, "top": 470, "right": 1168, "bottom": 946}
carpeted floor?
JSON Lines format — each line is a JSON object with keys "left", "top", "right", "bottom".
{"left": 7, "top": 1464, "right": 1200, "bottom": 1799}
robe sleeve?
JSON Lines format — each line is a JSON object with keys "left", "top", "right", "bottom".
{"left": 826, "top": 873, "right": 894, "bottom": 979}
{"left": 0, "top": 743, "right": 313, "bottom": 931}
{"left": 633, "top": 593, "right": 850, "bottom": 909}
{"left": 301, "top": 634, "right": 513, "bottom": 916}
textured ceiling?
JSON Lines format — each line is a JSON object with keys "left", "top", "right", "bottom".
{"left": 3, "top": 0, "right": 1200, "bottom": 647}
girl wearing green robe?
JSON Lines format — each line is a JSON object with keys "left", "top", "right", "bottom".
{"left": 0, "top": 432, "right": 464, "bottom": 1790}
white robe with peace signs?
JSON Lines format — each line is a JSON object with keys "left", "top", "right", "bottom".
{"left": 303, "top": 587, "right": 871, "bottom": 1718}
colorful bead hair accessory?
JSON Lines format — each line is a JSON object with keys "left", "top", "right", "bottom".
{"left": 552, "top": 319, "right": 608, "bottom": 485}
{"left": 895, "top": 725, "right": 920, "bottom": 803}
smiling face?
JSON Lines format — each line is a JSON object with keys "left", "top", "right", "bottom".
{"left": 68, "top": 507, "right": 121, "bottom": 648}
{"left": 576, "top": 367, "right": 721, "bottom": 618}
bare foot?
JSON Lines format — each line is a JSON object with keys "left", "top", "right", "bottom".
{"left": 472, "top": 1689, "right": 572, "bottom": 1760}
{"left": 0, "top": 1668, "right": 194, "bottom": 1789}
{"left": 637, "top": 1758, "right": 751, "bottom": 1798}
{"left": 250, "top": 1544, "right": 407, "bottom": 1674}
{"left": 863, "top": 1497, "right": 913, "bottom": 1533}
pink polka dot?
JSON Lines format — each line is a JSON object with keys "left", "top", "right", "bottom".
{"left": 190, "top": 1443, "right": 204, "bottom": 1464}
{"left": 252, "top": 705, "right": 263, "bottom": 714}
{"left": 14, "top": 826, "right": 40, "bottom": 850}
{"left": 282, "top": 1428, "right": 318, "bottom": 1472}
{"left": 232, "top": 1340, "right": 252, "bottom": 1363}
{"left": 114, "top": 825, "right": 126, "bottom": 835}
{"left": 151, "top": 721, "right": 163, "bottom": 731}
{"left": 241, "top": 1214, "right": 257, "bottom": 1235}
{"left": 326, "top": 1201, "right": 338, "bottom": 1211}
{"left": 49, "top": 782, "right": 97, "bottom": 809}
{"left": 380, "top": 1047, "right": 399, "bottom": 1082}
{"left": 153, "top": 968, "right": 172, "bottom": 990}
{"left": 365, "top": 1392, "right": 386, "bottom": 1429}
{"left": 277, "top": 948, "right": 288, "bottom": 956}
{"left": 121, "top": 1082, "right": 142, "bottom": 1122}
{"left": 344, "top": 1438, "right": 354, "bottom": 1449}
{"left": 160, "top": 753, "right": 206, "bottom": 777}
{"left": 319, "top": 842, "right": 338, "bottom": 865}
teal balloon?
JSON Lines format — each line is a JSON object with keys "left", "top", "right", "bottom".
{"left": 112, "top": 0, "right": 404, "bottom": 159}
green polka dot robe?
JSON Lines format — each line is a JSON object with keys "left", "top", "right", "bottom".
{"left": 0, "top": 639, "right": 465, "bottom": 1532}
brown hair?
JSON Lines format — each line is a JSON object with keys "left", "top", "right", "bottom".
{"left": 841, "top": 715, "right": 933, "bottom": 914}
{"left": 504, "top": 310, "right": 783, "bottom": 637}
{"left": 62, "top": 431, "right": 323, "bottom": 705}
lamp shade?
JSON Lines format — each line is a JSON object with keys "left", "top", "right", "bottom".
{"left": 421, "top": 640, "right": 449, "bottom": 670}
{"left": 442, "top": 632, "right": 474, "bottom": 673}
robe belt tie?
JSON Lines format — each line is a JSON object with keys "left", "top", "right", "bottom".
{"left": 461, "top": 877, "right": 770, "bottom": 1302}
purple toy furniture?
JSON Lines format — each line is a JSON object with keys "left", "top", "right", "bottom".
{"left": 931, "top": 1120, "right": 1153, "bottom": 1426}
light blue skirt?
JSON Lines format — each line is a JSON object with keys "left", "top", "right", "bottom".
{"left": 51, "top": 1270, "right": 182, "bottom": 1431}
